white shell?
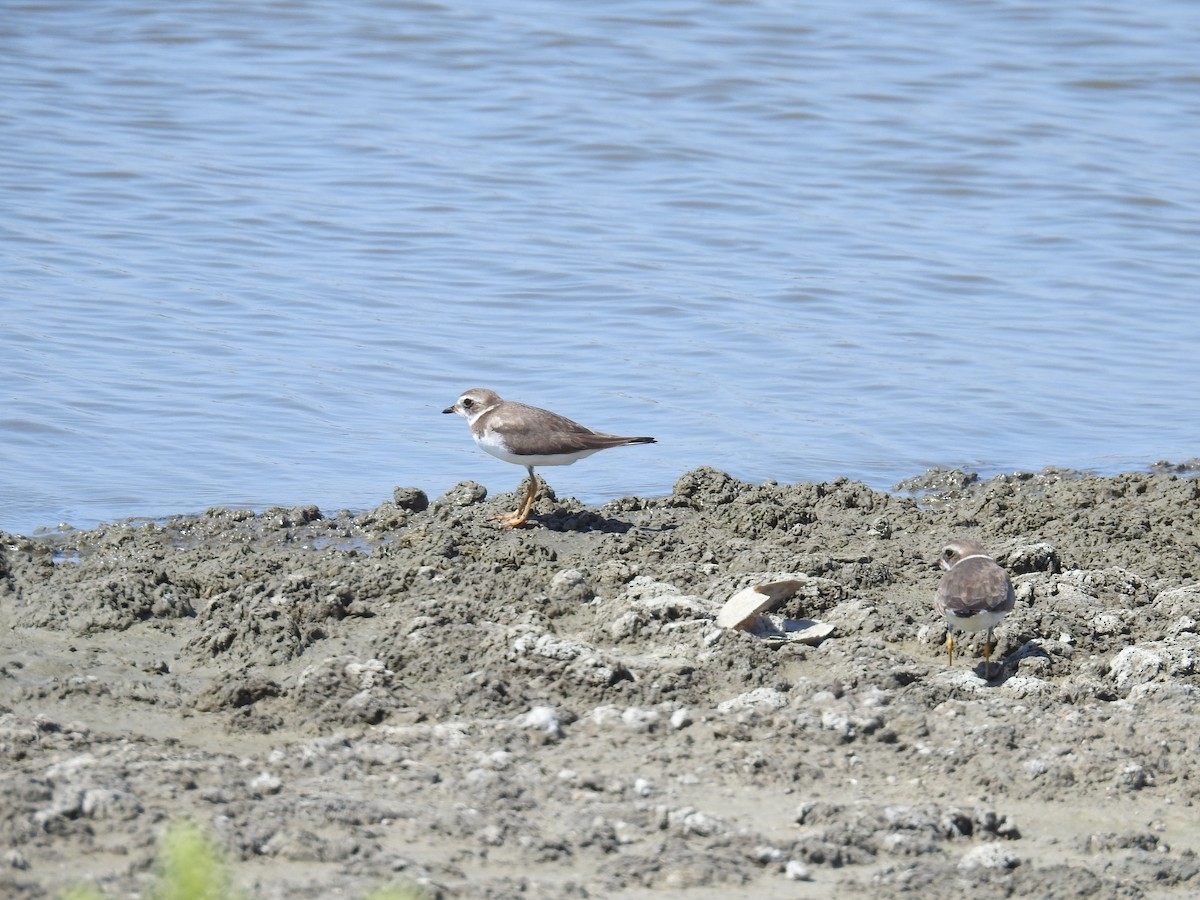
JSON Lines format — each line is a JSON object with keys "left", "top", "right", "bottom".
{"left": 716, "top": 579, "right": 807, "bottom": 630}
{"left": 758, "top": 618, "right": 836, "bottom": 647}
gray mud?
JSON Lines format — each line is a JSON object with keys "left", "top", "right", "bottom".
{"left": 2, "top": 467, "right": 1199, "bottom": 898}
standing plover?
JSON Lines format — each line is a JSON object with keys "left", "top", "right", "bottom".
{"left": 443, "top": 388, "right": 656, "bottom": 527}
{"left": 935, "top": 539, "right": 1015, "bottom": 675}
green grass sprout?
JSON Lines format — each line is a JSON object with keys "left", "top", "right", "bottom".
{"left": 59, "top": 819, "right": 429, "bottom": 900}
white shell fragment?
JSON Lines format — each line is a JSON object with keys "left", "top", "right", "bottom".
{"left": 756, "top": 618, "right": 835, "bottom": 647}
{"left": 716, "top": 579, "right": 805, "bottom": 629}
{"left": 716, "top": 577, "right": 834, "bottom": 646}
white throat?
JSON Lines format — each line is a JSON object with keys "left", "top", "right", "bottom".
{"left": 462, "top": 401, "right": 500, "bottom": 426}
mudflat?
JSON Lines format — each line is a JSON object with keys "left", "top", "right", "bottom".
{"left": 2, "top": 466, "right": 1198, "bottom": 898}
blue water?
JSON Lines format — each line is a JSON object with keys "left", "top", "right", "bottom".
{"left": 3, "top": 1, "right": 1199, "bottom": 534}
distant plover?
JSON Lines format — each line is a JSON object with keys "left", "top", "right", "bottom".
{"left": 935, "top": 539, "right": 1015, "bottom": 675}
{"left": 443, "top": 388, "right": 656, "bottom": 527}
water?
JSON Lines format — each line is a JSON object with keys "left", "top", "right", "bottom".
{"left": 3, "top": 1, "right": 1198, "bottom": 535}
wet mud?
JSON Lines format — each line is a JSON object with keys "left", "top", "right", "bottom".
{"left": 2, "top": 466, "right": 1199, "bottom": 898}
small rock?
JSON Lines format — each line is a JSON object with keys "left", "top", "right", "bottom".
{"left": 752, "top": 845, "right": 785, "bottom": 864}
{"left": 276, "top": 504, "right": 321, "bottom": 526}
{"left": 636, "top": 593, "right": 708, "bottom": 619}
{"left": 549, "top": 569, "right": 594, "bottom": 602}
{"left": 439, "top": 481, "right": 487, "bottom": 507}
{"left": 609, "top": 610, "right": 643, "bottom": 640}
{"left": 717, "top": 687, "right": 788, "bottom": 714}
{"left": 1115, "top": 762, "right": 1154, "bottom": 791}
{"left": 676, "top": 809, "right": 718, "bottom": 836}
{"left": 1090, "top": 612, "right": 1126, "bottom": 636}
{"left": 80, "top": 788, "right": 143, "bottom": 821}
{"left": 249, "top": 771, "right": 283, "bottom": 796}
{"left": 958, "top": 843, "right": 1020, "bottom": 872}
{"left": 1001, "top": 543, "right": 1061, "bottom": 574}
{"left": 516, "top": 706, "right": 564, "bottom": 739}
{"left": 670, "top": 708, "right": 693, "bottom": 730}
{"left": 1086, "top": 831, "right": 1159, "bottom": 852}
{"left": 392, "top": 486, "right": 429, "bottom": 511}
{"left": 477, "top": 824, "right": 505, "bottom": 846}
{"left": 1111, "top": 646, "right": 1163, "bottom": 691}
{"left": 785, "top": 860, "right": 812, "bottom": 881}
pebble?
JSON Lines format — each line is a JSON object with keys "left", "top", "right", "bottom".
{"left": 717, "top": 687, "right": 788, "bottom": 713}
{"left": 753, "top": 845, "right": 785, "bottom": 863}
{"left": 439, "top": 480, "right": 487, "bottom": 507}
{"left": 248, "top": 771, "right": 283, "bottom": 796}
{"left": 392, "top": 486, "right": 429, "bottom": 511}
{"left": 669, "top": 708, "right": 693, "bottom": 730}
{"left": 674, "top": 809, "right": 718, "bottom": 836}
{"left": 549, "top": 568, "right": 594, "bottom": 602}
{"left": 1110, "top": 646, "right": 1163, "bottom": 690}
{"left": 958, "top": 843, "right": 1020, "bottom": 871}
{"left": 785, "top": 859, "right": 812, "bottom": 881}
{"left": 516, "top": 706, "right": 564, "bottom": 739}
{"left": 79, "top": 787, "right": 143, "bottom": 820}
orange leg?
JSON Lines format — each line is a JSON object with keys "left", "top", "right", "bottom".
{"left": 494, "top": 471, "right": 538, "bottom": 527}
{"left": 945, "top": 630, "right": 955, "bottom": 666}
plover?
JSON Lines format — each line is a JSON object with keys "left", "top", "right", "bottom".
{"left": 934, "top": 539, "right": 1015, "bottom": 675}
{"left": 443, "top": 388, "right": 656, "bottom": 527}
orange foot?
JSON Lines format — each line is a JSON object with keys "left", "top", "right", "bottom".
{"left": 492, "top": 510, "right": 530, "bottom": 528}
{"left": 493, "top": 476, "right": 537, "bottom": 528}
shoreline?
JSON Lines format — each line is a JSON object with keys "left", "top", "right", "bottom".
{"left": 10, "top": 459, "right": 1200, "bottom": 540}
{"left": 2, "top": 467, "right": 1199, "bottom": 898}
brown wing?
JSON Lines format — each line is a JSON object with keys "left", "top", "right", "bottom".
{"left": 936, "top": 558, "right": 1015, "bottom": 616}
{"left": 483, "top": 402, "right": 655, "bottom": 457}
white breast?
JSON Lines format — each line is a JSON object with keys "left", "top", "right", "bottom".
{"left": 944, "top": 608, "right": 1008, "bottom": 633}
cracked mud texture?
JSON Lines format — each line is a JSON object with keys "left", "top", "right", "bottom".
{"left": 2, "top": 466, "right": 1199, "bottom": 898}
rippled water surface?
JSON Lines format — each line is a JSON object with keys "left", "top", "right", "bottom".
{"left": 3, "top": 1, "right": 1199, "bottom": 534}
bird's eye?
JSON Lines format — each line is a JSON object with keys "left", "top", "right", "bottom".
{"left": 462, "top": 398, "right": 474, "bottom": 409}
{"left": 942, "top": 548, "right": 954, "bottom": 560}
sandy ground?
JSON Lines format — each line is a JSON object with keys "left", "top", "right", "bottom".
{"left": 2, "top": 465, "right": 1199, "bottom": 899}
